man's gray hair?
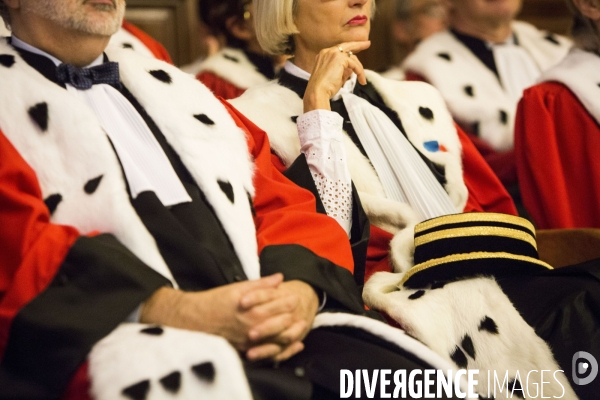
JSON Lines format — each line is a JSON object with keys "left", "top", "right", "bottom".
{"left": 567, "top": 0, "right": 600, "bottom": 53}
{"left": 0, "top": 2, "right": 11, "bottom": 30}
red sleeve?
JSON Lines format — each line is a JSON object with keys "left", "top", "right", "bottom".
{"left": 516, "top": 83, "right": 600, "bottom": 229}
{"left": 0, "top": 131, "right": 168, "bottom": 399}
{"left": 121, "top": 21, "right": 173, "bottom": 64}
{"left": 197, "top": 72, "right": 247, "bottom": 100}
{"left": 458, "top": 126, "right": 517, "bottom": 215}
{"left": 404, "top": 71, "right": 428, "bottom": 82}
{"left": 220, "top": 100, "right": 354, "bottom": 273}
{"left": 0, "top": 131, "right": 80, "bottom": 356}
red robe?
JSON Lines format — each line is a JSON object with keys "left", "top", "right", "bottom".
{"left": 0, "top": 100, "right": 355, "bottom": 399}
{"left": 197, "top": 71, "right": 247, "bottom": 100}
{"left": 516, "top": 82, "right": 600, "bottom": 229}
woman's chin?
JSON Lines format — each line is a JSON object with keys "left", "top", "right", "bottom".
{"left": 339, "top": 30, "right": 370, "bottom": 43}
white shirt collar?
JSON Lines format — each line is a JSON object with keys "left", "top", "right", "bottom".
{"left": 11, "top": 35, "right": 104, "bottom": 67}
{"left": 284, "top": 59, "right": 358, "bottom": 96}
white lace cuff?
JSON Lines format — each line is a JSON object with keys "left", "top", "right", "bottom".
{"left": 297, "top": 110, "right": 353, "bottom": 236}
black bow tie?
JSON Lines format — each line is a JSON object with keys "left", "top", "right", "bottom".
{"left": 56, "top": 61, "right": 121, "bottom": 90}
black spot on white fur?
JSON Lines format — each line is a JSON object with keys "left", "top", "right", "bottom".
{"left": 544, "top": 33, "right": 560, "bottom": 45}
{"left": 479, "top": 316, "right": 499, "bottom": 334}
{"left": 464, "top": 85, "right": 474, "bottom": 97}
{"left": 472, "top": 121, "right": 480, "bottom": 137}
{"left": 247, "top": 191, "right": 256, "bottom": 216}
{"left": 0, "top": 54, "right": 15, "bottom": 68}
{"left": 44, "top": 194, "right": 62, "bottom": 216}
{"left": 223, "top": 54, "right": 240, "bottom": 63}
{"left": 28, "top": 102, "right": 49, "bottom": 132}
{"left": 437, "top": 52, "right": 452, "bottom": 61}
{"left": 191, "top": 362, "right": 216, "bottom": 383}
{"left": 149, "top": 70, "right": 172, "bottom": 84}
{"left": 140, "top": 326, "right": 164, "bottom": 336}
{"left": 159, "top": 371, "right": 181, "bottom": 393}
{"left": 450, "top": 346, "right": 468, "bottom": 368}
{"left": 461, "top": 334, "right": 476, "bottom": 359}
{"left": 122, "top": 43, "right": 134, "bottom": 49}
{"left": 84, "top": 175, "right": 103, "bottom": 194}
{"left": 419, "top": 107, "right": 434, "bottom": 121}
{"left": 291, "top": 116, "right": 298, "bottom": 123}
{"left": 408, "top": 290, "right": 425, "bottom": 300}
{"left": 499, "top": 110, "right": 508, "bottom": 125}
{"left": 194, "top": 114, "right": 215, "bottom": 125}
{"left": 122, "top": 379, "right": 150, "bottom": 400}
{"left": 218, "top": 180, "right": 234, "bottom": 203}
{"left": 508, "top": 379, "right": 525, "bottom": 398}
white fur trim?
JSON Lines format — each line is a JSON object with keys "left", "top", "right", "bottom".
{"left": 365, "top": 71, "right": 468, "bottom": 212}
{"left": 402, "top": 22, "right": 571, "bottom": 151}
{"left": 196, "top": 48, "right": 269, "bottom": 90}
{"left": 109, "top": 27, "right": 155, "bottom": 59}
{"left": 540, "top": 48, "right": 600, "bottom": 126}
{"left": 89, "top": 323, "right": 252, "bottom": 400}
{"left": 231, "top": 73, "right": 467, "bottom": 270}
{"left": 314, "top": 312, "right": 460, "bottom": 373}
{"left": 0, "top": 39, "right": 260, "bottom": 281}
{"left": 363, "top": 273, "right": 577, "bottom": 399}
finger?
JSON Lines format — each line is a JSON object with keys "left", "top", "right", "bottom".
{"left": 239, "top": 273, "right": 283, "bottom": 293}
{"left": 248, "top": 292, "right": 298, "bottom": 319}
{"left": 248, "top": 313, "right": 294, "bottom": 341}
{"left": 239, "top": 287, "right": 279, "bottom": 310}
{"left": 274, "top": 341, "right": 305, "bottom": 362}
{"left": 271, "top": 320, "right": 308, "bottom": 346}
{"left": 335, "top": 40, "right": 371, "bottom": 55}
{"left": 347, "top": 56, "right": 367, "bottom": 85}
{"left": 246, "top": 343, "right": 283, "bottom": 361}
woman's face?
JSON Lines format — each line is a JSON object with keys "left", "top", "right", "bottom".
{"left": 294, "top": 0, "right": 373, "bottom": 54}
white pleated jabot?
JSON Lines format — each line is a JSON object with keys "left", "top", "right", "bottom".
{"left": 287, "top": 60, "right": 457, "bottom": 222}
{"left": 491, "top": 36, "right": 540, "bottom": 103}
{"left": 12, "top": 36, "right": 192, "bottom": 207}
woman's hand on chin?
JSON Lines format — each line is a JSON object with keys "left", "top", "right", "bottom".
{"left": 303, "top": 40, "right": 371, "bottom": 113}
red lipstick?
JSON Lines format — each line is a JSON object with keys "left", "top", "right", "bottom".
{"left": 347, "top": 15, "right": 368, "bottom": 26}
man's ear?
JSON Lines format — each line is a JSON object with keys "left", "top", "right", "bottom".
{"left": 225, "top": 15, "right": 253, "bottom": 42}
{"left": 573, "top": 0, "right": 600, "bottom": 20}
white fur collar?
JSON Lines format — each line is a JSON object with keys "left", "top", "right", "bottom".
{"left": 540, "top": 48, "right": 600, "bottom": 126}
{"left": 108, "top": 27, "right": 155, "bottom": 59}
{"left": 402, "top": 21, "right": 571, "bottom": 151}
{"left": 196, "top": 47, "right": 269, "bottom": 90}
{"left": 363, "top": 272, "right": 577, "bottom": 399}
{"left": 231, "top": 72, "right": 468, "bottom": 271}
{"left": 0, "top": 39, "right": 260, "bottom": 282}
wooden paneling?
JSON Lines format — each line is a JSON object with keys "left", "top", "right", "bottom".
{"left": 125, "top": 0, "right": 201, "bottom": 66}
{"left": 518, "top": 0, "right": 572, "bottom": 36}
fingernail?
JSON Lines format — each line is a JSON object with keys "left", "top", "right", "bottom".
{"left": 249, "top": 330, "right": 259, "bottom": 339}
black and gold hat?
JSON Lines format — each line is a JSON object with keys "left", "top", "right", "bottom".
{"left": 400, "top": 212, "right": 553, "bottom": 288}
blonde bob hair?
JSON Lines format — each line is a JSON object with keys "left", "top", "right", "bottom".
{"left": 254, "top": 0, "right": 375, "bottom": 55}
